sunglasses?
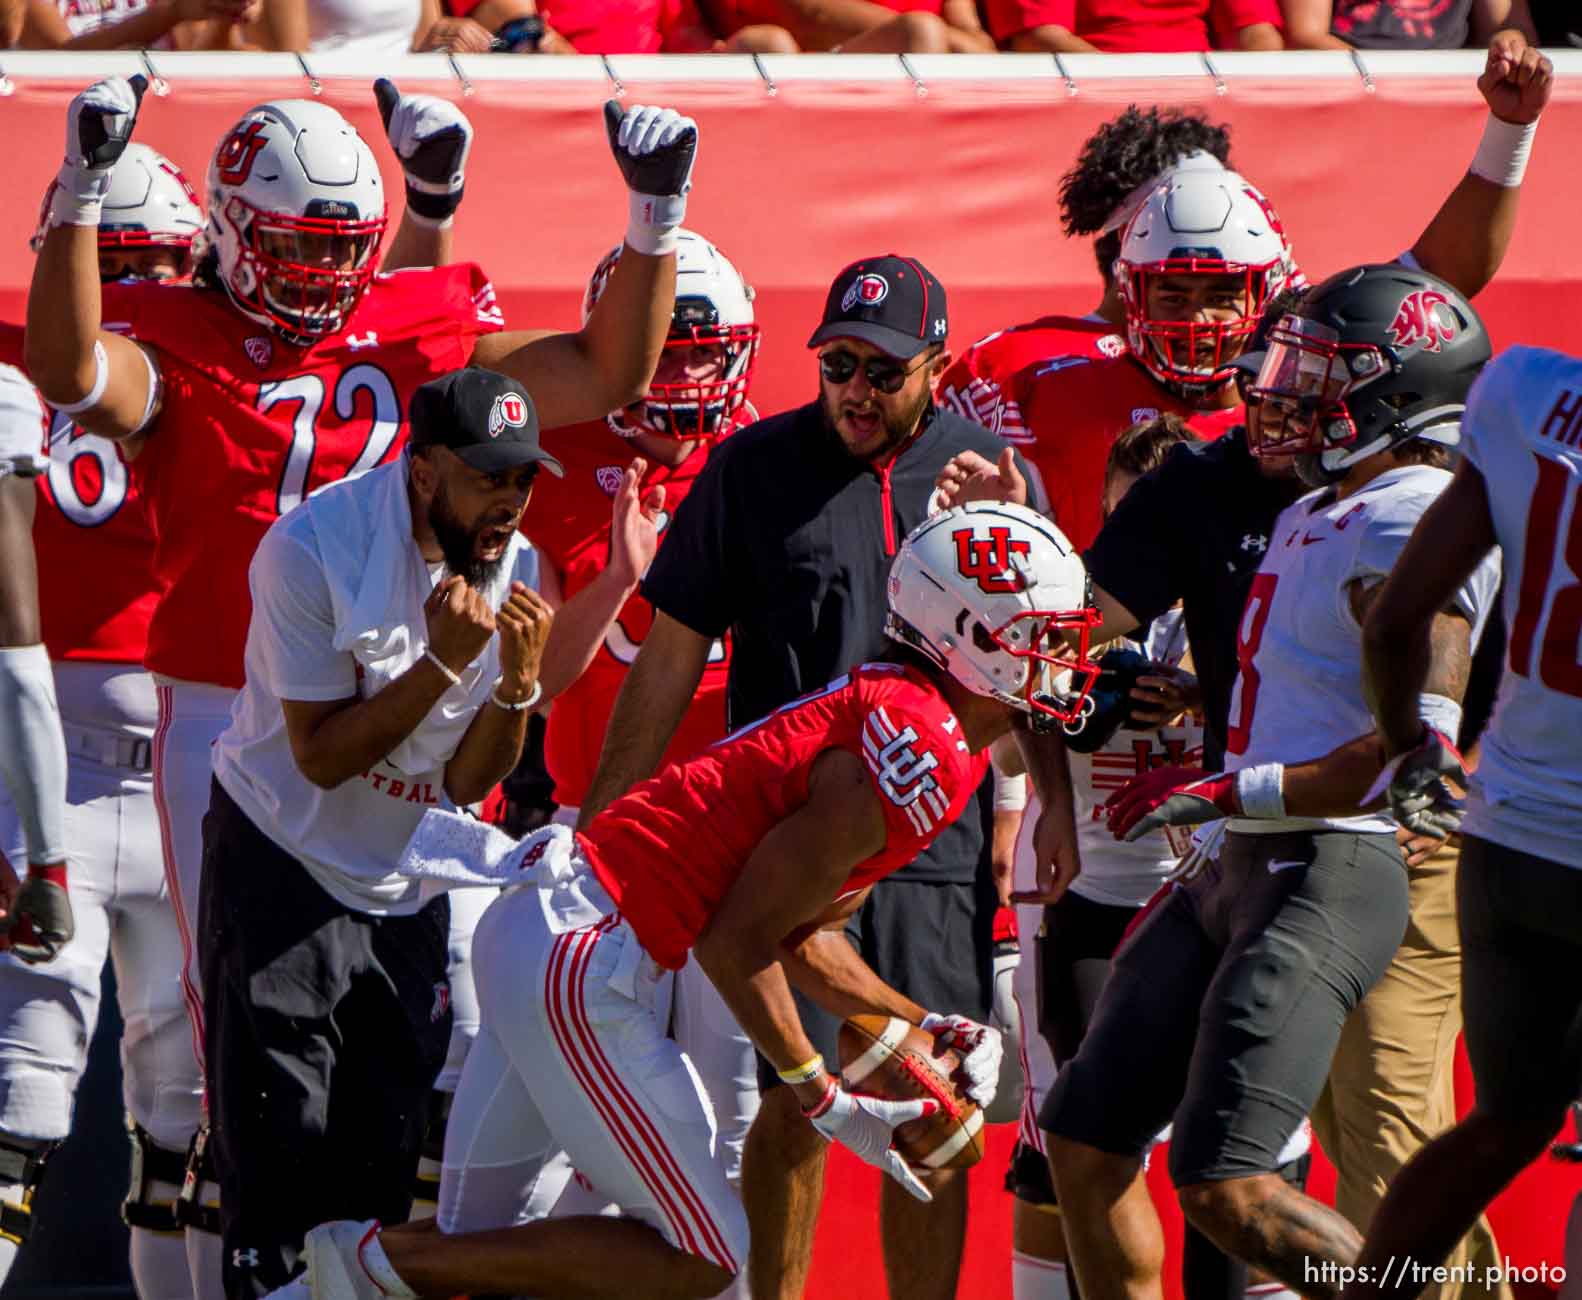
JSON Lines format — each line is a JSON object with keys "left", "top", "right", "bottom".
{"left": 817, "top": 348, "right": 930, "bottom": 395}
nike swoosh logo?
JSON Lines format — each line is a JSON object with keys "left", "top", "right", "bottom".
{"left": 1268, "top": 859, "right": 1307, "bottom": 873}
{"left": 1301, "top": 533, "right": 1324, "bottom": 546}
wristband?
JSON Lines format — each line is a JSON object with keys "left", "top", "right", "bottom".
{"left": 423, "top": 648, "right": 462, "bottom": 687}
{"left": 1233, "top": 762, "right": 1287, "bottom": 821}
{"left": 491, "top": 679, "right": 543, "bottom": 712}
{"left": 777, "top": 1054, "right": 825, "bottom": 1086}
{"left": 802, "top": 1078, "right": 839, "bottom": 1119}
{"left": 993, "top": 766, "right": 1028, "bottom": 813}
{"left": 1469, "top": 114, "right": 1537, "bottom": 188}
{"left": 625, "top": 191, "right": 687, "bottom": 257}
{"left": 54, "top": 341, "right": 109, "bottom": 415}
{"left": 49, "top": 165, "right": 112, "bottom": 229}
{"left": 1418, "top": 693, "right": 1463, "bottom": 746}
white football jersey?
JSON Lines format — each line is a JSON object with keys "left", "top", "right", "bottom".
{"left": 1459, "top": 346, "right": 1582, "bottom": 869}
{"left": 1225, "top": 463, "right": 1500, "bottom": 833}
{"left": 0, "top": 364, "right": 47, "bottom": 478}
{"left": 1070, "top": 608, "right": 1203, "bottom": 906}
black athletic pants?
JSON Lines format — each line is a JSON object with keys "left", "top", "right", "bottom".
{"left": 199, "top": 779, "right": 452, "bottom": 1300}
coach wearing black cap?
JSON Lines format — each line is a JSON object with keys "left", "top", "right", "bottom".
{"left": 196, "top": 366, "right": 662, "bottom": 1291}
{"left": 581, "top": 256, "right": 1045, "bottom": 1300}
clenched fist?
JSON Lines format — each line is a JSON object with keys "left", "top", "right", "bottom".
{"left": 495, "top": 582, "right": 553, "bottom": 704}
{"left": 425, "top": 575, "right": 496, "bottom": 680}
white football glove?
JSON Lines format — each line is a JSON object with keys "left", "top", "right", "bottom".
{"left": 805, "top": 1083, "right": 936, "bottom": 1203}
{"left": 53, "top": 75, "right": 147, "bottom": 229}
{"left": 374, "top": 79, "right": 473, "bottom": 226}
{"left": 602, "top": 101, "right": 698, "bottom": 256}
{"left": 921, "top": 1011, "right": 1003, "bottom": 1110}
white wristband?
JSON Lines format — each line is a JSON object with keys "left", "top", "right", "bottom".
{"left": 423, "top": 647, "right": 462, "bottom": 687}
{"left": 1234, "top": 762, "right": 1287, "bottom": 821}
{"left": 1417, "top": 693, "right": 1463, "bottom": 745}
{"left": 1469, "top": 114, "right": 1537, "bottom": 188}
{"left": 54, "top": 340, "right": 109, "bottom": 416}
{"left": 491, "top": 679, "right": 543, "bottom": 712}
{"left": 49, "top": 165, "right": 112, "bottom": 229}
{"left": 625, "top": 191, "right": 687, "bottom": 257}
{"left": 993, "top": 767, "right": 1028, "bottom": 813}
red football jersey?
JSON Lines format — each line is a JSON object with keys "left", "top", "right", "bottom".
{"left": 1005, "top": 352, "right": 1243, "bottom": 552}
{"left": 107, "top": 264, "right": 502, "bottom": 687}
{"left": 525, "top": 419, "right": 734, "bottom": 809}
{"left": 580, "top": 661, "right": 989, "bottom": 970}
{"left": 708, "top": 0, "right": 941, "bottom": 32}
{"left": 448, "top": 0, "right": 707, "bottom": 50}
{"left": 0, "top": 325, "right": 160, "bottom": 665}
{"left": 936, "top": 313, "right": 1124, "bottom": 442}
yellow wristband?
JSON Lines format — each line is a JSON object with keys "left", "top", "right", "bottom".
{"left": 777, "top": 1054, "right": 825, "bottom": 1086}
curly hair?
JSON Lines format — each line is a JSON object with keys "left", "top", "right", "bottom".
{"left": 1106, "top": 412, "right": 1194, "bottom": 483}
{"left": 1060, "top": 105, "right": 1234, "bottom": 283}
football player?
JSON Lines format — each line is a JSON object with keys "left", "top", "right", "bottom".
{"left": 23, "top": 73, "right": 697, "bottom": 1296}
{"left": 937, "top": 105, "right": 1233, "bottom": 436}
{"left": 513, "top": 229, "right": 761, "bottom": 1225}
{"left": 277, "top": 501, "right": 1096, "bottom": 1300}
{"left": 1341, "top": 340, "right": 1582, "bottom": 1299}
{"left": 952, "top": 32, "right": 1550, "bottom": 556}
{"left": 1043, "top": 265, "right": 1501, "bottom": 1300}
{"left": 0, "top": 140, "right": 203, "bottom": 1298}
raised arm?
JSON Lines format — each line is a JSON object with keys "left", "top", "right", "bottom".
{"left": 1407, "top": 32, "right": 1553, "bottom": 299}
{"left": 470, "top": 102, "right": 697, "bottom": 428}
{"left": 374, "top": 79, "right": 472, "bottom": 273}
{"left": 24, "top": 79, "right": 162, "bottom": 444}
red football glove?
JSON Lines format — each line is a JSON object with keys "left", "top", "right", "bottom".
{"left": 1105, "top": 766, "right": 1237, "bottom": 842}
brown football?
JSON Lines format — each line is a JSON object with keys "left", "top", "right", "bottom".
{"left": 837, "top": 1014, "right": 985, "bottom": 1172}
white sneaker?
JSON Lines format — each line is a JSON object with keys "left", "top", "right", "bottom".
{"left": 302, "top": 1220, "right": 407, "bottom": 1300}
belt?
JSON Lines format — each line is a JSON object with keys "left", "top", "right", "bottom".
{"left": 62, "top": 723, "right": 153, "bottom": 772}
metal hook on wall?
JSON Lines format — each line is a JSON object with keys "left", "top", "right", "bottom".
{"left": 295, "top": 51, "right": 322, "bottom": 96}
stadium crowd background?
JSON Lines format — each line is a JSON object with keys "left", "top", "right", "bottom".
{"left": 0, "top": 7, "right": 1580, "bottom": 1300}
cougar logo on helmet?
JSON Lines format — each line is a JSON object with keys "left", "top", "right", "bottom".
{"left": 1389, "top": 289, "right": 1457, "bottom": 354}
{"left": 488, "top": 393, "right": 528, "bottom": 438}
{"left": 842, "top": 274, "right": 889, "bottom": 313}
{"left": 216, "top": 122, "right": 269, "bottom": 186}
{"left": 953, "top": 526, "right": 1031, "bottom": 594}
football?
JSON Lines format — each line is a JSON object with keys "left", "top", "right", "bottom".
{"left": 837, "top": 1014, "right": 985, "bottom": 1172}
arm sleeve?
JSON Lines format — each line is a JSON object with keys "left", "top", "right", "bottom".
{"left": 0, "top": 645, "right": 67, "bottom": 866}
{"left": 246, "top": 525, "right": 359, "bottom": 703}
{"left": 1083, "top": 453, "right": 1192, "bottom": 627}
{"left": 981, "top": 0, "right": 1075, "bottom": 39}
{"left": 639, "top": 445, "right": 737, "bottom": 639}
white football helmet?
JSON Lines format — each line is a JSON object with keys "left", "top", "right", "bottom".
{"left": 584, "top": 229, "right": 761, "bottom": 440}
{"left": 1116, "top": 168, "right": 1293, "bottom": 393}
{"left": 885, "top": 502, "right": 1100, "bottom": 727}
{"left": 200, "top": 100, "right": 387, "bottom": 344}
{"left": 31, "top": 143, "right": 204, "bottom": 279}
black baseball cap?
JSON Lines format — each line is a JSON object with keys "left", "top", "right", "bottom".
{"left": 408, "top": 368, "right": 564, "bottom": 477}
{"left": 807, "top": 255, "right": 949, "bottom": 360}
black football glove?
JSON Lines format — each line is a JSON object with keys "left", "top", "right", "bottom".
{"left": 374, "top": 79, "right": 473, "bottom": 224}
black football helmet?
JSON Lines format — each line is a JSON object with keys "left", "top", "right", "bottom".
{"left": 1245, "top": 264, "right": 1490, "bottom": 487}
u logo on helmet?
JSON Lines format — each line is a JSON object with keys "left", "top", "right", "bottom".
{"left": 953, "top": 526, "right": 1030, "bottom": 594}
{"left": 841, "top": 274, "right": 889, "bottom": 313}
{"left": 488, "top": 394, "right": 528, "bottom": 438}
{"left": 1389, "top": 289, "right": 1457, "bottom": 354}
{"left": 216, "top": 122, "right": 269, "bottom": 187}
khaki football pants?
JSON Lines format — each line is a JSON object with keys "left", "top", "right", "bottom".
{"left": 1312, "top": 838, "right": 1510, "bottom": 1300}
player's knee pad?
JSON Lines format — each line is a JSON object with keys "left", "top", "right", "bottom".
{"left": 0, "top": 1133, "right": 59, "bottom": 1247}
{"left": 411, "top": 1089, "right": 452, "bottom": 1211}
{"left": 172, "top": 1120, "right": 221, "bottom": 1235}
{"left": 122, "top": 1117, "right": 187, "bottom": 1234}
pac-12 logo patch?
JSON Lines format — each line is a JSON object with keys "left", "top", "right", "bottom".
{"left": 842, "top": 274, "right": 889, "bottom": 313}
{"left": 595, "top": 465, "right": 624, "bottom": 496}
{"left": 953, "top": 525, "right": 1031, "bottom": 594}
{"left": 488, "top": 393, "right": 529, "bottom": 438}
{"left": 1389, "top": 289, "right": 1457, "bottom": 354}
{"left": 243, "top": 335, "right": 273, "bottom": 370}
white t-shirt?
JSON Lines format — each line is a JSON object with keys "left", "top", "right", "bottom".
{"left": 0, "top": 365, "right": 46, "bottom": 476}
{"left": 213, "top": 475, "right": 540, "bottom": 914}
{"left": 307, "top": 0, "right": 422, "bottom": 53}
{"left": 1225, "top": 463, "right": 1501, "bottom": 834}
{"left": 1459, "top": 345, "right": 1582, "bottom": 869}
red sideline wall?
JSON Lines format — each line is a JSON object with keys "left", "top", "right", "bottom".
{"left": 2, "top": 54, "right": 1579, "bottom": 1298}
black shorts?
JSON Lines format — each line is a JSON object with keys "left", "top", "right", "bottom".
{"left": 756, "top": 873, "right": 998, "bottom": 1092}
{"left": 199, "top": 779, "right": 453, "bottom": 1299}
{"left": 1458, "top": 833, "right": 1582, "bottom": 1122}
{"left": 1040, "top": 829, "right": 1408, "bottom": 1185}
{"left": 1040, "top": 889, "right": 1138, "bottom": 1067}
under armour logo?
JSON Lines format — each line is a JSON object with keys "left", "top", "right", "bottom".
{"left": 232, "top": 1249, "right": 260, "bottom": 1269}
{"left": 932, "top": 318, "right": 947, "bottom": 337}
{"left": 1240, "top": 533, "right": 1268, "bottom": 553}
{"left": 952, "top": 526, "right": 1031, "bottom": 594}
{"left": 347, "top": 332, "right": 380, "bottom": 350}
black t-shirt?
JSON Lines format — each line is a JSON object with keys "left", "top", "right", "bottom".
{"left": 1331, "top": 0, "right": 1471, "bottom": 48}
{"left": 644, "top": 399, "right": 1026, "bottom": 883}
{"left": 1083, "top": 427, "right": 1304, "bottom": 771}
